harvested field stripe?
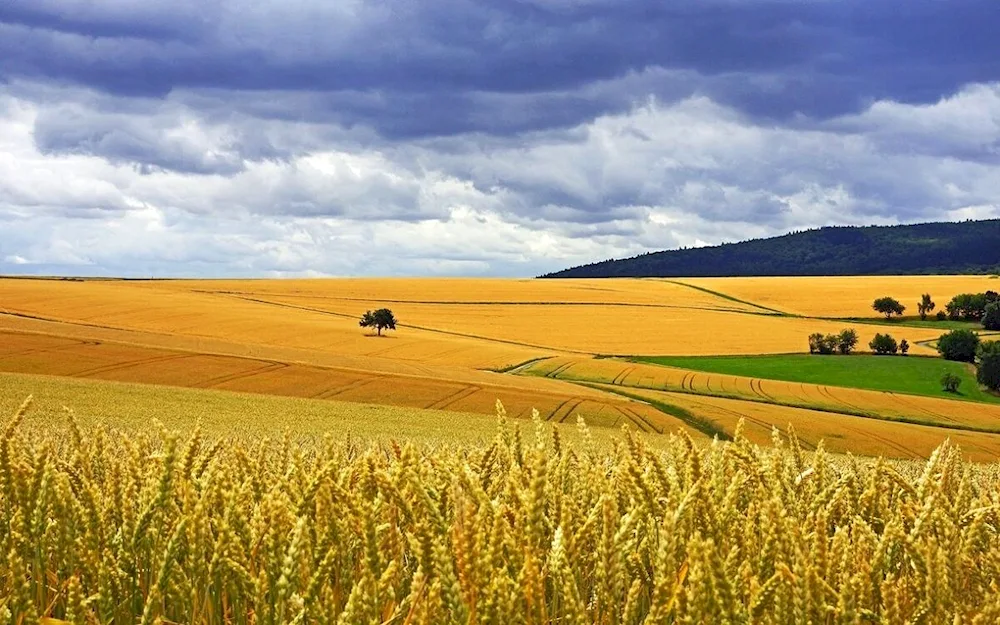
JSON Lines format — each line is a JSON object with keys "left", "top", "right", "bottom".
{"left": 837, "top": 423, "right": 923, "bottom": 459}
{"left": 554, "top": 399, "right": 584, "bottom": 423}
{"left": 426, "top": 386, "right": 481, "bottom": 411}
{"left": 0, "top": 339, "right": 100, "bottom": 359}
{"left": 619, "top": 404, "right": 661, "bottom": 434}
{"left": 556, "top": 399, "right": 586, "bottom": 423}
{"left": 546, "top": 398, "right": 574, "bottom": 422}
{"left": 196, "top": 362, "right": 289, "bottom": 388}
{"left": 612, "top": 366, "right": 635, "bottom": 385}
{"left": 886, "top": 392, "right": 958, "bottom": 423}
{"left": 546, "top": 361, "right": 576, "bottom": 379}
{"left": 680, "top": 372, "right": 693, "bottom": 392}
{"left": 750, "top": 378, "right": 772, "bottom": 402}
{"left": 72, "top": 353, "right": 194, "bottom": 378}
{"left": 314, "top": 377, "right": 380, "bottom": 400}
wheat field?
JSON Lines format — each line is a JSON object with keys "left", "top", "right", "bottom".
{"left": 1, "top": 275, "right": 998, "bottom": 461}
{"left": 684, "top": 275, "right": 1000, "bottom": 317}
{"left": 5, "top": 397, "right": 1000, "bottom": 624}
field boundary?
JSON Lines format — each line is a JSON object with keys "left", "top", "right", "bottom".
{"left": 659, "top": 280, "right": 791, "bottom": 315}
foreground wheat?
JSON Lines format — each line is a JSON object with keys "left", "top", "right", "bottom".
{"left": 3, "top": 398, "right": 1000, "bottom": 624}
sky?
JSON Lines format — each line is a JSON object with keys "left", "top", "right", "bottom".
{"left": 1, "top": 0, "right": 999, "bottom": 277}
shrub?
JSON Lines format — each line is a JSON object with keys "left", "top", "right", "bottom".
{"left": 946, "top": 293, "right": 989, "bottom": 320}
{"left": 983, "top": 302, "right": 1000, "bottom": 331}
{"left": 808, "top": 333, "right": 823, "bottom": 354}
{"left": 978, "top": 341, "right": 1000, "bottom": 391}
{"left": 941, "top": 372, "right": 962, "bottom": 393}
{"left": 808, "top": 332, "right": 838, "bottom": 355}
{"left": 869, "top": 333, "right": 898, "bottom": 355}
{"left": 837, "top": 329, "right": 859, "bottom": 355}
{"left": 936, "top": 310, "right": 948, "bottom": 321}
{"left": 900, "top": 339, "right": 909, "bottom": 356}
{"left": 937, "top": 329, "right": 981, "bottom": 362}
{"left": 872, "top": 297, "right": 906, "bottom": 319}
{"left": 810, "top": 331, "right": 854, "bottom": 355}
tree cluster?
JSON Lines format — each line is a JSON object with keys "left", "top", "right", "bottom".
{"left": 871, "top": 292, "right": 999, "bottom": 331}
{"left": 808, "top": 329, "right": 858, "bottom": 355}
{"left": 945, "top": 291, "right": 999, "bottom": 323}
{"left": 868, "top": 334, "right": 909, "bottom": 356}
{"left": 936, "top": 330, "right": 1000, "bottom": 391}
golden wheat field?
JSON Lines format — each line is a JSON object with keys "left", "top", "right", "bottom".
{"left": 6, "top": 396, "right": 1000, "bottom": 624}
{"left": 684, "top": 275, "right": 1000, "bottom": 317}
{"left": 1, "top": 274, "right": 998, "bottom": 462}
{"left": 5, "top": 274, "right": 1000, "bottom": 623}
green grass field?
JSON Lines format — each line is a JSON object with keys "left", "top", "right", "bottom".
{"left": 834, "top": 316, "right": 982, "bottom": 331}
{"left": 633, "top": 354, "right": 1000, "bottom": 404}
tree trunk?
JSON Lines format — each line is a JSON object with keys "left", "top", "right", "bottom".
{"left": 378, "top": 327, "right": 382, "bottom": 336}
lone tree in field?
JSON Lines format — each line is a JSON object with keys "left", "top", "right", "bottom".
{"left": 941, "top": 372, "right": 962, "bottom": 393}
{"left": 359, "top": 308, "right": 397, "bottom": 336}
{"left": 917, "top": 294, "right": 935, "bottom": 320}
{"left": 978, "top": 341, "right": 1000, "bottom": 392}
{"left": 873, "top": 297, "right": 906, "bottom": 320}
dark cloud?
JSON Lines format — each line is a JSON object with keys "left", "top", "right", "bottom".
{"left": 2, "top": 0, "right": 999, "bottom": 138}
{"left": 1, "top": 0, "right": 999, "bottom": 278}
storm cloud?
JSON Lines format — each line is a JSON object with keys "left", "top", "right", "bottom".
{"left": 1, "top": 0, "right": 999, "bottom": 276}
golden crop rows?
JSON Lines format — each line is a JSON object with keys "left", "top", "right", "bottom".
{"left": 684, "top": 275, "right": 1000, "bottom": 317}
{"left": 610, "top": 385, "right": 1000, "bottom": 461}
{"left": 150, "top": 277, "right": 764, "bottom": 310}
{"left": 0, "top": 332, "right": 680, "bottom": 434}
{"left": 527, "top": 357, "right": 1000, "bottom": 436}
{"left": 5, "top": 398, "right": 1000, "bottom": 623}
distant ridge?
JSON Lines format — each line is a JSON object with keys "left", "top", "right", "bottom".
{"left": 542, "top": 219, "right": 1000, "bottom": 278}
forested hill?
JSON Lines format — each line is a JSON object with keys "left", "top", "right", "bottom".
{"left": 542, "top": 219, "right": 1000, "bottom": 278}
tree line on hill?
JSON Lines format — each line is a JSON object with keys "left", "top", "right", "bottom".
{"left": 542, "top": 219, "right": 1000, "bottom": 278}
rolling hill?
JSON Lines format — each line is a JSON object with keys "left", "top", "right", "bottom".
{"left": 543, "top": 219, "right": 1000, "bottom": 278}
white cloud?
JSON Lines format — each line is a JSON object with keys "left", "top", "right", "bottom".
{"left": 1, "top": 82, "right": 1000, "bottom": 276}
